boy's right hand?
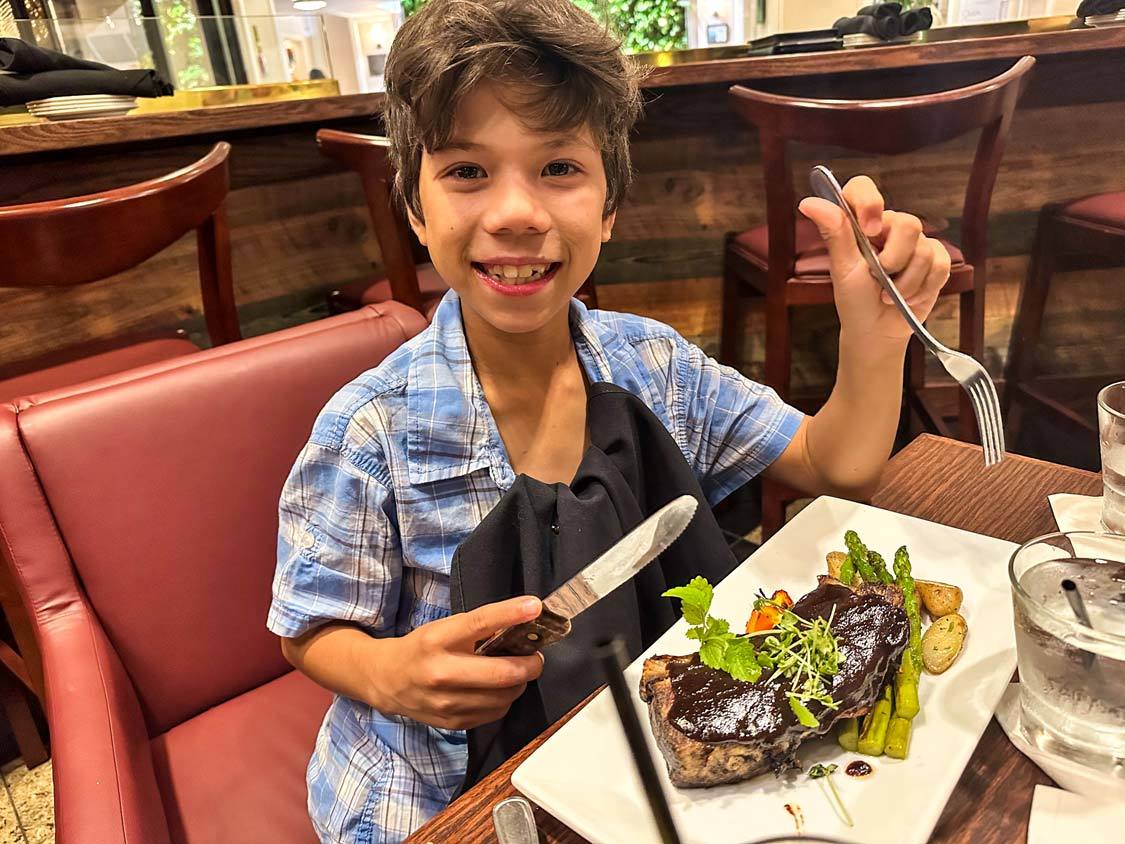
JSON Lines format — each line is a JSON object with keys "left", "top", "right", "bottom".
{"left": 378, "top": 596, "right": 545, "bottom": 730}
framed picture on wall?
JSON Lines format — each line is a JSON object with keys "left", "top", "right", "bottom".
{"left": 706, "top": 22, "right": 730, "bottom": 45}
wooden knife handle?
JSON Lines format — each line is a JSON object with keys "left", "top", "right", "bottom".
{"left": 474, "top": 607, "right": 572, "bottom": 657}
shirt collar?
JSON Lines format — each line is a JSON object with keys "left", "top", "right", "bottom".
{"left": 406, "top": 290, "right": 668, "bottom": 486}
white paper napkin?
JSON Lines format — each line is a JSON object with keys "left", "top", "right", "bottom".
{"left": 995, "top": 683, "right": 1125, "bottom": 803}
{"left": 1028, "top": 784, "right": 1125, "bottom": 844}
{"left": 1048, "top": 492, "right": 1104, "bottom": 533}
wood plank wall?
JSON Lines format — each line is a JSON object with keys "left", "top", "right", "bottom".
{"left": 2, "top": 49, "right": 1123, "bottom": 391}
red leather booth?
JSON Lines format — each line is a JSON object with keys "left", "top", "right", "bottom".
{"left": 0, "top": 301, "right": 427, "bottom": 844}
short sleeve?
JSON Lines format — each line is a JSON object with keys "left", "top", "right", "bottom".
{"left": 669, "top": 335, "right": 804, "bottom": 507}
{"left": 267, "top": 439, "right": 401, "bottom": 639}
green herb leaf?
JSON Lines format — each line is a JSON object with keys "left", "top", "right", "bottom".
{"left": 722, "top": 637, "right": 762, "bottom": 683}
{"left": 788, "top": 694, "right": 820, "bottom": 728}
{"left": 699, "top": 638, "right": 727, "bottom": 670}
{"left": 662, "top": 576, "right": 712, "bottom": 626}
{"left": 808, "top": 763, "right": 837, "bottom": 779}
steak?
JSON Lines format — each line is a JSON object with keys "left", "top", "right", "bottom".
{"left": 639, "top": 579, "right": 908, "bottom": 788}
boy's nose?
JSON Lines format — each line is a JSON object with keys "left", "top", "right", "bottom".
{"left": 482, "top": 179, "right": 551, "bottom": 235}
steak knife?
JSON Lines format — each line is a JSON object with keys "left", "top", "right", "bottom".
{"left": 475, "top": 494, "right": 699, "bottom": 657}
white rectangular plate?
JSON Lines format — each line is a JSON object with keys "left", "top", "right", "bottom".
{"left": 512, "top": 497, "right": 1019, "bottom": 844}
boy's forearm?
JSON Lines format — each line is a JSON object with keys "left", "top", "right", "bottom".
{"left": 804, "top": 331, "right": 908, "bottom": 498}
{"left": 280, "top": 623, "right": 395, "bottom": 711}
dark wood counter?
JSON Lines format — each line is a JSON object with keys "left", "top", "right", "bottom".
{"left": 1, "top": 17, "right": 1121, "bottom": 157}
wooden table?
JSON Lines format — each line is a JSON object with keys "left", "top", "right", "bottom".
{"left": 408, "top": 434, "right": 1103, "bottom": 844}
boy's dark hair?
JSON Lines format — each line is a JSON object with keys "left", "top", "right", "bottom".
{"left": 383, "top": 0, "right": 644, "bottom": 221}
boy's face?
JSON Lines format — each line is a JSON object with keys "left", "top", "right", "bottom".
{"left": 409, "top": 84, "right": 615, "bottom": 336}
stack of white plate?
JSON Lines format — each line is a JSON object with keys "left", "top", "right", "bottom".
{"left": 1085, "top": 10, "right": 1125, "bottom": 26}
{"left": 25, "top": 94, "right": 137, "bottom": 121}
{"left": 842, "top": 31, "right": 924, "bottom": 49}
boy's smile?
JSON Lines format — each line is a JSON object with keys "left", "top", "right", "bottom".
{"left": 409, "top": 83, "right": 615, "bottom": 335}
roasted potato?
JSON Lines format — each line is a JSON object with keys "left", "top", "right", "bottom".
{"left": 826, "top": 551, "right": 846, "bottom": 581}
{"left": 915, "top": 579, "right": 963, "bottom": 618}
{"left": 921, "top": 612, "right": 967, "bottom": 674}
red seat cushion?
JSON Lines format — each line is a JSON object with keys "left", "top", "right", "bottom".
{"left": 1059, "top": 191, "right": 1125, "bottom": 230}
{"left": 335, "top": 263, "right": 448, "bottom": 318}
{"left": 0, "top": 337, "right": 199, "bottom": 403}
{"left": 150, "top": 670, "right": 332, "bottom": 844}
{"left": 731, "top": 216, "right": 966, "bottom": 278}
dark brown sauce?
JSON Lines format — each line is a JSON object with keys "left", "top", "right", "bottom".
{"left": 846, "top": 760, "right": 874, "bottom": 778}
{"left": 784, "top": 802, "right": 804, "bottom": 834}
{"left": 665, "top": 583, "right": 908, "bottom": 742}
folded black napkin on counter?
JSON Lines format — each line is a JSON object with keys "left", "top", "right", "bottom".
{"left": 0, "top": 38, "right": 114, "bottom": 74}
{"left": 1076, "top": 0, "right": 1124, "bottom": 15}
{"left": 834, "top": 3, "right": 933, "bottom": 40}
{"left": 0, "top": 68, "right": 173, "bottom": 106}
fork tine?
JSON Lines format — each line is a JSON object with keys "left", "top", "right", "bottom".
{"left": 972, "top": 379, "right": 1003, "bottom": 466}
{"left": 984, "top": 378, "right": 1006, "bottom": 457}
{"left": 967, "top": 380, "right": 998, "bottom": 465}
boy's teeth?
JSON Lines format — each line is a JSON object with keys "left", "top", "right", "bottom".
{"left": 482, "top": 263, "right": 550, "bottom": 284}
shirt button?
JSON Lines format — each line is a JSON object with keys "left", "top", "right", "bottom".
{"left": 550, "top": 522, "right": 560, "bottom": 534}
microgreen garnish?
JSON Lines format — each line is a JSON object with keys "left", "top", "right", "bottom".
{"left": 808, "top": 763, "right": 853, "bottom": 827}
{"left": 663, "top": 578, "right": 842, "bottom": 724}
{"left": 752, "top": 604, "right": 841, "bottom": 728}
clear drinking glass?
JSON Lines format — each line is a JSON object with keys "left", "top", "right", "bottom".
{"left": 1009, "top": 531, "right": 1125, "bottom": 775}
{"left": 1100, "top": 381, "right": 1125, "bottom": 535}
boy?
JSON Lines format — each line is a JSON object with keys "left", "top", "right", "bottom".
{"left": 268, "top": 1, "right": 951, "bottom": 842}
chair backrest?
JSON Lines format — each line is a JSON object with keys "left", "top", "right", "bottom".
{"left": 317, "top": 129, "right": 425, "bottom": 310}
{"left": 0, "top": 142, "right": 241, "bottom": 345}
{"left": 729, "top": 56, "right": 1035, "bottom": 289}
{"left": 0, "top": 302, "right": 427, "bottom": 736}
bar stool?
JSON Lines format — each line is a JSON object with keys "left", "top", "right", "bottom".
{"left": 1005, "top": 191, "right": 1125, "bottom": 441}
{"left": 0, "top": 142, "right": 241, "bottom": 402}
{"left": 722, "top": 56, "right": 1035, "bottom": 538}
{"left": 317, "top": 128, "right": 599, "bottom": 316}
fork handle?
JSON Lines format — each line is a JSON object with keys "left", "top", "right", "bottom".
{"left": 809, "top": 166, "right": 944, "bottom": 356}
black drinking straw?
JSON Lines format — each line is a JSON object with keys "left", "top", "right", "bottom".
{"left": 1062, "top": 578, "right": 1099, "bottom": 673}
{"left": 595, "top": 637, "right": 683, "bottom": 844}
{"left": 1061, "top": 579, "right": 1093, "bottom": 628}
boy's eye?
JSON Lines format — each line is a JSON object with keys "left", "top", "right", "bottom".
{"left": 543, "top": 161, "right": 578, "bottom": 177}
{"left": 449, "top": 165, "right": 485, "bottom": 180}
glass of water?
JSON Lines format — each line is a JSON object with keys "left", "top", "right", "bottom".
{"left": 1009, "top": 531, "right": 1125, "bottom": 775}
{"left": 1101, "top": 381, "right": 1125, "bottom": 534}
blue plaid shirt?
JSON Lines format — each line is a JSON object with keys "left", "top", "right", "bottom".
{"left": 267, "top": 291, "right": 803, "bottom": 843}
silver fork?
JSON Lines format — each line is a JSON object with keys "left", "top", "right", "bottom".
{"left": 808, "top": 165, "right": 1005, "bottom": 467}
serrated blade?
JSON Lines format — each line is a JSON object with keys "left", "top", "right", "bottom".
{"left": 542, "top": 494, "right": 698, "bottom": 620}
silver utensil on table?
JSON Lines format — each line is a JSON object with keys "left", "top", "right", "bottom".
{"left": 492, "top": 796, "right": 540, "bottom": 844}
{"left": 475, "top": 494, "right": 698, "bottom": 656}
{"left": 808, "top": 165, "right": 1005, "bottom": 467}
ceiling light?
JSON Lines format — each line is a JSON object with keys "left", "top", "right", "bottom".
{"left": 293, "top": 0, "right": 327, "bottom": 10}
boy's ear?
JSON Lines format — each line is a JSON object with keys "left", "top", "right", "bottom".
{"left": 601, "top": 210, "right": 616, "bottom": 243}
{"left": 407, "top": 208, "right": 428, "bottom": 247}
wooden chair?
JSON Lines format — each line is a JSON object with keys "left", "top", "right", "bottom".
{"left": 316, "top": 128, "right": 598, "bottom": 316}
{"left": 1004, "top": 191, "right": 1125, "bottom": 442}
{"left": 723, "top": 56, "right": 1035, "bottom": 538}
{"left": 0, "top": 142, "right": 239, "bottom": 765}
{"left": 0, "top": 142, "right": 241, "bottom": 402}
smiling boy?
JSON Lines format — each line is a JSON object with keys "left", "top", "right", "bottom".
{"left": 267, "top": 2, "right": 951, "bottom": 842}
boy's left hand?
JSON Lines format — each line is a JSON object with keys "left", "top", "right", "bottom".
{"left": 799, "top": 175, "right": 951, "bottom": 346}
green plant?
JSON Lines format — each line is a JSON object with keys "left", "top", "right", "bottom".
{"left": 400, "top": 0, "right": 687, "bottom": 52}
{"left": 573, "top": 0, "right": 686, "bottom": 53}
{"left": 157, "top": 0, "right": 210, "bottom": 89}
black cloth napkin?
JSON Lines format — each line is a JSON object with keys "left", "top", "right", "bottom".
{"left": 0, "top": 68, "right": 173, "bottom": 106}
{"left": 0, "top": 38, "right": 114, "bottom": 73}
{"left": 834, "top": 2, "right": 933, "bottom": 40}
{"left": 450, "top": 382, "right": 738, "bottom": 788}
{"left": 1077, "top": 0, "right": 1124, "bottom": 15}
